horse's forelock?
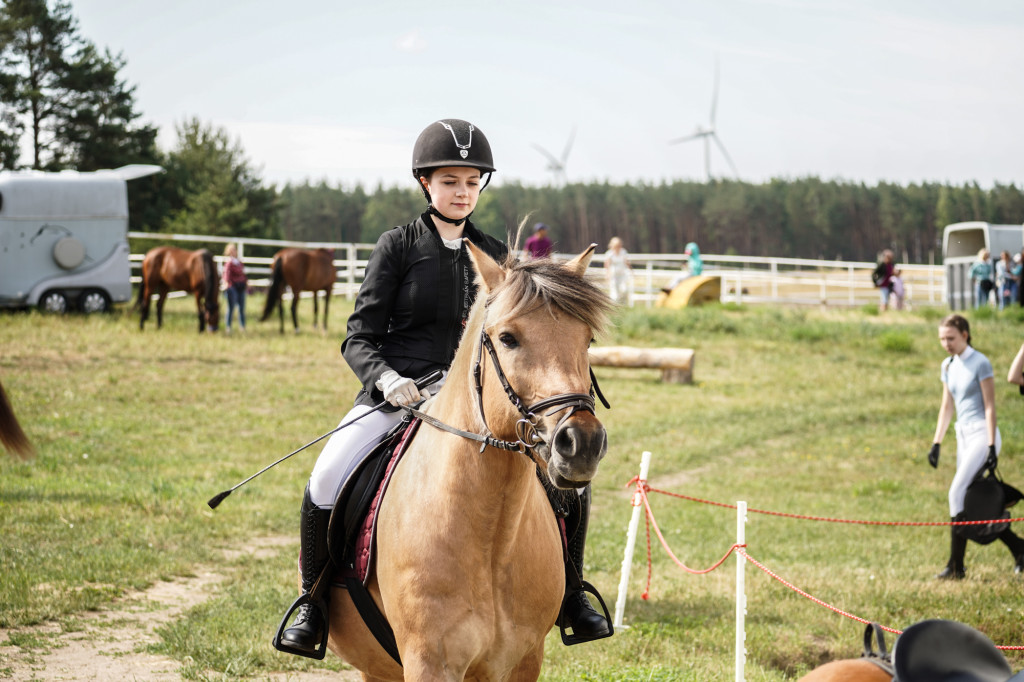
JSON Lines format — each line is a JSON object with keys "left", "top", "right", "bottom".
{"left": 486, "top": 259, "right": 613, "bottom": 335}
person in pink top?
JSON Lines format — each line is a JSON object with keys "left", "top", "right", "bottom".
{"left": 221, "top": 243, "right": 248, "bottom": 334}
{"left": 524, "top": 222, "right": 553, "bottom": 259}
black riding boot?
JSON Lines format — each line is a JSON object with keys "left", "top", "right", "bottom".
{"left": 936, "top": 517, "right": 967, "bottom": 580}
{"left": 996, "top": 528, "right": 1024, "bottom": 574}
{"left": 558, "top": 485, "right": 612, "bottom": 642}
{"left": 279, "top": 486, "right": 332, "bottom": 653}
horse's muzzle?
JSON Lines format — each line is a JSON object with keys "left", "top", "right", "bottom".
{"left": 546, "top": 412, "right": 607, "bottom": 488}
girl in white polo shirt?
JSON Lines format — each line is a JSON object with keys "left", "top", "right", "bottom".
{"left": 928, "top": 314, "right": 1024, "bottom": 579}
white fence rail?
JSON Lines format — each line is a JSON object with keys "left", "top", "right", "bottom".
{"left": 128, "top": 232, "right": 946, "bottom": 309}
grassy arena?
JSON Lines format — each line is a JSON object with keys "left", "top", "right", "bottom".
{"left": 3, "top": 295, "right": 1024, "bottom": 680}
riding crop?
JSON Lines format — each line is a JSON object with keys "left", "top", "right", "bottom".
{"left": 207, "top": 370, "right": 442, "bottom": 509}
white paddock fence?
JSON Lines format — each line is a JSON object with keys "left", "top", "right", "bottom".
{"left": 128, "top": 232, "right": 947, "bottom": 309}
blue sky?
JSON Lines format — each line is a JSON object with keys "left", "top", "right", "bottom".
{"left": 71, "top": 0, "right": 1024, "bottom": 190}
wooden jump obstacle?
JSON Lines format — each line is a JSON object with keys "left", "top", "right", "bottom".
{"left": 588, "top": 346, "right": 695, "bottom": 384}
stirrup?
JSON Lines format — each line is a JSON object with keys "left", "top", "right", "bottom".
{"left": 272, "top": 593, "right": 329, "bottom": 659}
{"left": 558, "top": 580, "right": 614, "bottom": 646}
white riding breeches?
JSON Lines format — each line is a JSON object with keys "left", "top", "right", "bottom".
{"left": 307, "top": 372, "right": 448, "bottom": 509}
{"left": 308, "top": 405, "right": 406, "bottom": 508}
{"left": 949, "top": 420, "right": 1000, "bottom": 517}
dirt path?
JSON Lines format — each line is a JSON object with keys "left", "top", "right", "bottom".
{"left": 0, "top": 537, "right": 360, "bottom": 681}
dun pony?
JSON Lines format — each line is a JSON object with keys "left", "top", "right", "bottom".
{"left": 320, "top": 241, "right": 614, "bottom": 679}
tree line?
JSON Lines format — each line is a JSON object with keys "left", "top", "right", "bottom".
{"left": 279, "top": 178, "right": 1024, "bottom": 263}
{"left": 3, "top": 1, "right": 1023, "bottom": 265}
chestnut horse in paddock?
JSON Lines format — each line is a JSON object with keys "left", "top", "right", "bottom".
{"left": 797, "top": 660, "right": 892, "bottom": 682}
{"left": 260, "top": 248, "right": 336, "bottom": 334}
{"left": 799, "top": 618, "right": 1024, "bottom": 682}
{"left": 0, "top": 379, "right": 34, "bottom": 458}
{"left": 797, "top": 623, "right": 894, "bottom": 682}
{"left": 318, "top": 243, "right": 613, "bottom": 680}
{"left": 136, "top": 247, "right": 220, "bottom": 333}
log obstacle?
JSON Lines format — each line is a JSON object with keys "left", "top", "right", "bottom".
{"left": 588, "top": 346, "right": 695, "bottom": 384}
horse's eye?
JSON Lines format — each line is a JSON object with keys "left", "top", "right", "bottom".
{"left": 498, "top": 332, "right": 519, "bottom": 349}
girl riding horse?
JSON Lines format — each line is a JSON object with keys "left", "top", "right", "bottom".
{"left": 276, "top": 119, "right": 612, "bottom": 659}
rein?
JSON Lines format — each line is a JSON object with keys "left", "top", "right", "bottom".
{"left": 406, "top": 325, "right": 609, "bottom": 455}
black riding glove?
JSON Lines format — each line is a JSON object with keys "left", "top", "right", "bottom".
{"left": 927, "top": 443, "right": 940, "bottom": 468}
{"left": 985, "top": 444, "right": 997, "bottom": 472}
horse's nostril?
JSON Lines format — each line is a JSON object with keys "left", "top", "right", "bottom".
{"left": 553, "top": 423, "right": 607, "bottom": 461}
{"left": 554, "top": 425, "right": 577, "bottom": 457}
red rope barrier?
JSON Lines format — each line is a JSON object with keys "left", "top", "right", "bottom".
{"left": 740, "top": 549, "right": 1024, "bottom": 652}
{"left": 629, "top": 477, "right": 1024, "bottom": 651}
{"left": 639, "top": 483, "right": 744, "bottom": 574}
{"left": 626, "top": 475, "right": 1024, "bottom": 527}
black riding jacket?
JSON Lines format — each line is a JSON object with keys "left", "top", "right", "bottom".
{"left": 342, "top": 213, "right": 508, "bottom": 408}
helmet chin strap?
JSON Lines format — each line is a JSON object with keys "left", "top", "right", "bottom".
{"left": 428, "top": 204, "right": 471, "bottom": 226}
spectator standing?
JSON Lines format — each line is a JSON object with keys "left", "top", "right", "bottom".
{"left": 1016, "top": 250, "right": 1024, "bottom": 307}
{"left": 604, "top": 237, "right": 632, "bottom": 305}
{"left": 996, "top": 250, "right": 1017, "bottom": 310}
{"left": 968, "top": 248, "right": 994, "bottom": 309}
{"left": 890, "top": 265, "right": 906, "bottom": 311}
{"left": 871, "top": 249, "right": 895, "bottom": 312}
{"left": 221, "top": 243, "right": 248, "bottom": 334}
{"left": 524, "top": 222, "right": 553, "bottom": 259}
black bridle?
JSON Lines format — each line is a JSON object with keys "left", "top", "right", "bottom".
{"left": 405, "top": 327, "right": 609, "bottom": 455}
{"left": 473, "top": 326, "right": 610, "bottom": 452}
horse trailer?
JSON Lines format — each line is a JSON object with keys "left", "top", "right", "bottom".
{"left": 0, "top": 164, "right": 162, "bottom": 313}
{"left": 943, "top": 221, "right": 1024, "bottom": 310}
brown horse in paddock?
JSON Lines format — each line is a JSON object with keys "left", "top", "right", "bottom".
{"left": 316, "top": 243, "right": 613, "bottom": 679}
{"left": 798, "top": 618, "right": 1024, "bottom": 681}
{"left": 0, "top": 379, "right": 34, "bottom": 458}
{"left": 797, "top": 623, "right": 894, "bottom": 681}
{"left": 260, "top": 248, "right": 336, "bottom": 333}
{"left": 136, "top": 247, "right": 220, "bottom": 333}
{"left": 797, "top": 660, "right": 892, "bottom": 681}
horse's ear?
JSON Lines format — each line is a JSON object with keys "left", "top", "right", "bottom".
{"left": 564, "top": 244, "right": 597, "bottom": 277}
{"left": 465, "top": 239, "right": 506, "bottom": 292}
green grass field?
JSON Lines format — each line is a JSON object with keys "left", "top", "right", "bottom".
{"left": 3, "top": 294, "right": 1024, "bottom": 680}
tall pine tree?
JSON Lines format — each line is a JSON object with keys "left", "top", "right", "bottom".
{"left": 0, "top": 0, "right": 157, "bottom": 170}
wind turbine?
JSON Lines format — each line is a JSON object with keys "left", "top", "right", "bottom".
{"left": 533, "top": 126, "right": 577, "bottom": 186}
{"left": 669, "top": 60, "right": 739, "bottom": 181}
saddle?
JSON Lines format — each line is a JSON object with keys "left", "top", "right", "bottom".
{"left": 893, "top": 619, "right": 1024, "bottom": 682}
{"left": 318, "top": 415, "right": 422, "bottom": 665}
{"left": 328, "top": 416, "right": 421, "bottom": 584}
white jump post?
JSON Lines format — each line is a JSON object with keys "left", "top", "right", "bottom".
{"left": 613, "top": 450, "right": 652, "bottom": 629}
{"left": 735, "top": 500, "right": 747, "bottom": 682}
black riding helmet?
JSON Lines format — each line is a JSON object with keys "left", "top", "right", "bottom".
{"left": 412, "top": 119, "right": 495, "bottom": 225}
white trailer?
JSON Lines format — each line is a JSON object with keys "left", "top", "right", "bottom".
{"left": 0, "top": 164, "right": 162, "bottom": 313}
{"left": 942, "top": 221, "right": 1024, "bottom": 310}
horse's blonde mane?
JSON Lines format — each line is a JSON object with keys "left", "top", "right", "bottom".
{"left": 486, "top": 258, "right": 613, "bottom": 334}
{"left": 447, "top": 252, "right": 614, "bottom": 392}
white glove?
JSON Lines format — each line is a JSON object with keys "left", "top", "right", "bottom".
{"left": 375, "top": 370, "right": 430, "bottom": 407}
